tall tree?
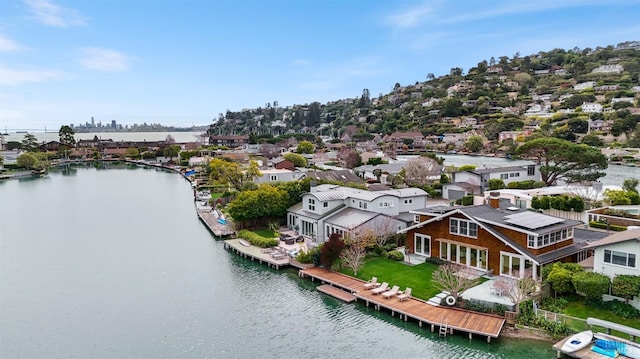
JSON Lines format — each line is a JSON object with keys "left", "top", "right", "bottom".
{"left": 22, "top": 133, "right": 39, "bottom": 152}
{"left": 58, "top": 125, "right": 76, "bottom": 146}
{"left": 307, "top": 102, "right": 321, "bottom": 127}
{"left": 516, "top": 137, "right": 607, "bottom": 185}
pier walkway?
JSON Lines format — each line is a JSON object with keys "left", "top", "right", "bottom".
{"left": 300, "top": 267, "right": 506, "bottom": 342}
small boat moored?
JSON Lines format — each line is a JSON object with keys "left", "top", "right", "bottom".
{"left": 561, "top": 330, "right": 593, "bottom": 353}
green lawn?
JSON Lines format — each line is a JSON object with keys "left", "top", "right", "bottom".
{"left": 339, "top": 257, "right": 441, "bottom": 300}
{"left": 562, "top": 300, "right": 640, "bottom": 332}
{"left": 254, "top": 228, "right": 277, "bottom": 238}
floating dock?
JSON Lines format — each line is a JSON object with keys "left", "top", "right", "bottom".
{"left": 316, "top": 284, "right": 356, "bottom": 303}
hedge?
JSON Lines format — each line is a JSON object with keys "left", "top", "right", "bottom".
{"left": 589, "top": 221, "right": 627, "bottom": 232}
{"left": 237, "top": 229, "right": 279, "bottom": 248}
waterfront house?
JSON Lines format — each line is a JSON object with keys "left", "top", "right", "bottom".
{"left": 580, "top": 229, "right": 640, "bottom": 309}
{"left": 441, "top": 165, "right": 540, "bottom": 200}
{"left": 287, "top": 184, "right": 428, "bottom": 243}
{"left": 399, "top": 192, "right": 593, "bottom": 281}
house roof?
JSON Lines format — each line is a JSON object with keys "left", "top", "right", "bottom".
{"left": 470, "top": 165, "right": 531, "bottom": 175}
{"left": 305, "top": 170, "right": 364, "bottom": 184}
{"left": 306, "top": 185, "right": 428, "bottom": 203}
{"left": 583, "top": 229, "right": 640, "bottom": 249}
{"left": 323, "top": 207, "right": 379, "bottom": 228}
{"left": 402, "top": 203, "right": 586, "bottom": 265}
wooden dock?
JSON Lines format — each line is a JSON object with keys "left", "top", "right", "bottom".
{"left": 316, "top": 285, "right": 356, "bottom": 303}
{"left": 223, "top": 238, "right": 291, "bottom": 269}
{"left": 300, "top": 267, "right": 506, "bottom": 342}
{"left": 198, "top": 210, "right": 235, "bottom": 237}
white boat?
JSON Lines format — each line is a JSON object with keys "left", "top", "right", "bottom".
{"left": 561, "top": 330, "right": 593, "bottom": 353}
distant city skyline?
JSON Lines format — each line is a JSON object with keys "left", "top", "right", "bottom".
{"left": 1, "top": 0, "right": 639, "bottom": 130}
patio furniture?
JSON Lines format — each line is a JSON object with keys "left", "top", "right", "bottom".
{"left": 363, "top": 277, "right": 379, "bottom": 289}
{"left": 382, "top": 285, "right": 400, "bottom": 299}
{"left": 371, "top": 282, "right": 389, "bottom": 295}
{"left": 397, "top": 288, "right": 412, "bottom": 301}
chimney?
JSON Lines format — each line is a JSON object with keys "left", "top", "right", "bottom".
{"left": 489, "top": 191, "right": 501, "bottom": 209}
{"left": 310, "top": 181, "right": 317, "bottom": 192}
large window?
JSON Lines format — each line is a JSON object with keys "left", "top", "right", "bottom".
{"left": 414, "top": 234, "right": 430, "bottom": 256}
{"left": 449, "top": 218, "right": 478, "bottom": 238}
{"left": 528, "top": 228, "right": 573, "bottom": 249}
{"left": 439, "top": 241, "right": 487, "bottom": 270}
{"left": 604, "top": 250, "right": 636, "bottom": 268}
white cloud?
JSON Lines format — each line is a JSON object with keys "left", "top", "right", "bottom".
{"left": 24, "top": 0, "right": 86, "bottom": 27}
{"left": 78, "top": 47, "right": 133, "bottom": 72}
{"left": 0, "top": 34, "right": 28, "bottom": 52}
{"left": 0, "top": 65, "right": 63, "bottom": 85}
{"left": 386, "top": 0, "right": 640, "bottom": 28}
{"left": 385, "top": 3, "right": 434, "bottom": 28}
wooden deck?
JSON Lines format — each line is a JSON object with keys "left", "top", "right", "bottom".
{"left": 316, "top": 285, "right": 356, "bottom": 303}
{"left": 198, "top": 210, "right": 235, "bottom": 237}
{"left": 223, "top": 238, "right": 291, "bottom": 269}
{"left": 300, "top": 267, "right": 506, "bottom": 342}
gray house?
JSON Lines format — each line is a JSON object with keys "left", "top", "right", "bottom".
{"left": 287, "top": 184, "right": 428, "bottom": 243}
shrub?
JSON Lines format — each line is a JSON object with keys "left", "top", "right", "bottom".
{"left": 296, "top": 249, "right": 313, "bottom": 264}
{"left": 572, "top": 271, "right": 610, "bottom": 302}
{"left": 385, "top": 250, "right": 404, "bottom": 261}
{"left": 237, "top": 229, "right": 278, "bottom": 248}
{"left": 605, "top": 300, "right": 640, "bottom": 319}
{"left": 541, "top": 297, "right": 569, "bottom": 313}
{"left": 320, "top": 234, "right": 344, "bottom": 268}
{"left": 612, "top": 275, "right": 640, "bottom": 303}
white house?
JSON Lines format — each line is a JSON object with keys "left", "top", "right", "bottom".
{"left": 254, "top": 169, "right": 304, "bottom": 184}
{"left": 582, "top": 102, "right": 603, "bottom": 113}
{"left": 591, "top": 64, "right": 624, "bottom": 74}
{"left": 442, "top": 165, "right": 540, "bottom": 200}
{"left": 286, "top": 184, "right": 428, "bottom": 243}
{"left": 574, "top": 81, "right": 595, "bottom": 91}
{"left": 582, "top": 229, "right": 640, "bottom": 309}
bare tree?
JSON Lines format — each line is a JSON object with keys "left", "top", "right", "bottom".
{"left": 492, "top": 269, "right": 537, "bottom": 313}
{"left": 404, "top": 156, "right": 441, "bottom": 187}
{"left": 340, "top": 228, "right": 376, "bottom": 276}
{"left": 371, "top": 216, "right": 398, "bottom": 248}
{"left": 431, "top": 263, "right": 480, "bottom": 299}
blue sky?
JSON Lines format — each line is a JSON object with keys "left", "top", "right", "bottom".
{"left": 0, "top": 0, "right": 639, "bottom": 130}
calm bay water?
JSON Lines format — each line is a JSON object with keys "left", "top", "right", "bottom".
{"left": 0, "top": 165, "right": 556, "bottom": 358}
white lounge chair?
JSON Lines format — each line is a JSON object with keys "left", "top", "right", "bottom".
{"left": 382, "top": 285, "right": 400, "bottom": 299}
{"left": 397, "top": 288, "right": 412, "bottom": 301}
{"left": 363, "top": 277, "right": 379, "bottom": 289}
{"left": 371, "top": 282, "right": 389, "bottom": 295}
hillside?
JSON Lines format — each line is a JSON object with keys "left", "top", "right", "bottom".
{"left": 208, "top": 41, "right": 640, "bottom": 152}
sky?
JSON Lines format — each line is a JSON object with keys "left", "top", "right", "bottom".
{"left": 0, "top": 0, "right": 639, "bottom": 131}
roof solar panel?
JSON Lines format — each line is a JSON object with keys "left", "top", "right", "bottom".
{"left": 504, "top": 211, "right": 564, "bottom": 229}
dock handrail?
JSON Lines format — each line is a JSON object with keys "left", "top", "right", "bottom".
{"left": 587, "top": 317, "right": 640, "bottom": 339}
